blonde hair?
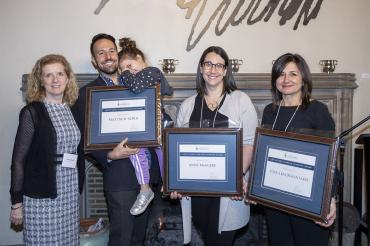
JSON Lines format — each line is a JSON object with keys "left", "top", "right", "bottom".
{"left": 26, "top": 54, "right": 78, "bottom": 105}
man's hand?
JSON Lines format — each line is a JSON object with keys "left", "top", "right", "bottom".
{"left": 107, "top": 138, "right": 138, "bottom": 160}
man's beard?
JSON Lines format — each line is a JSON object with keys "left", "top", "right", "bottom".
{"left": 97, "top": 60, "right": 118, "bottom": 75}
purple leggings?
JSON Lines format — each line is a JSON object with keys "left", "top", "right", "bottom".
{"left": 129, "top": 147, "right": 163, "bottom": 185}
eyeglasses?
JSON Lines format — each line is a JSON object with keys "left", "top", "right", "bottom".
{"left": 202, "top": 61, "right": 226, "bottom": 71}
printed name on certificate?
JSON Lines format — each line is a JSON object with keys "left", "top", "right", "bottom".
{"left": 100, "top": 99, "right": 146, "bottom": 134}
{"left": 263, "top": 147, "right": 316, "bottom": 198}
{"left": 178, "top": 144, "right": 227, "bottom": 180}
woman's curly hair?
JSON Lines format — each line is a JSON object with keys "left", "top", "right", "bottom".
{"left": 26, "top": 54, "right": 78, "bottom": 105}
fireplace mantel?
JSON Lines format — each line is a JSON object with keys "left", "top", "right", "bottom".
{"left": 21, "top": 72, "right": 358, "bottom": 217}
{"left": 161, "top": 73, "right": 357, "bottom": 130}
{"left": 51, "top": 72, "right": 356, "bottom": 135}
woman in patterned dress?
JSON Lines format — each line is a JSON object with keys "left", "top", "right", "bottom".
{"left": 9, "top": 54, "right": 85, "bottom": 245}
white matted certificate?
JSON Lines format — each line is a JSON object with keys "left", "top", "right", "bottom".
{"left": 100, "top": 99, "right": 146, "bottom": 134}
{"left": 263, "top": 147, "right": 316, "bottom": 198}
{"left": 178, "top": 144, "right": 226, "bottom": 180}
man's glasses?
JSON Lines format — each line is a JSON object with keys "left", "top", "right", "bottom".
{"left": 202, "top": 61, "right": 226, "bottom": 71}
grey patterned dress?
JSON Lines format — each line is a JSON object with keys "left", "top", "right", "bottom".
{"left": 23, "top": 102, "right": 80, "bottom": 245}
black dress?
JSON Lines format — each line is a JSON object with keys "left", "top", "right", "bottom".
{"left": 261, "top": 100, "right": 335, "bottom": 246}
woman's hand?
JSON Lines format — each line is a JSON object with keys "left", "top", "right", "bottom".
{"left": 107, "top": 138, "right": 138, "bottom": 160}
{"left": 10, "top": 203, "right": 23, "bottom": 225}
{"left": 242, "top": 179, "right": 257, "bottom": 205}
{"left": 230, "top": 179, "right": 248, "bottom": 201}
{"left": 230, "top": 196, "right": 243, "bottom": 201}
{"left": 170, "top": 191, "right": 183, "bottom": 200}
{"left": 315, "top": 197, "right": 336, "bottom": 227}
{"left": 243, "top": 178, "right": 248, "bottom": 195}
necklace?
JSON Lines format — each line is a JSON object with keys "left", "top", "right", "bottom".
{"left": 200, "top": 93, "right": 225, "bottom": 128}
{"left": 204, "top": 93, "right": 223, "bottom": 110}
{"left": 272, "top": 100, "right": 300, "bottom": 131}
{"left": 206, "top": 102, "right": 218, "bottom": 110}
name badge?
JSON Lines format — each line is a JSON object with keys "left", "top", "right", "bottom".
{"left": 62, "top": 153, "right": 78, "bottom": 168}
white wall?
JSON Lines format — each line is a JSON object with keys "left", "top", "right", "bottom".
{"left": 1, "top": 0, "right": 369, "bottom": 244}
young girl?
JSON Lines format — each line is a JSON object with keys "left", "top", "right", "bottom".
{"left": 118, "top": 37, "right": 173, "bottom": 215}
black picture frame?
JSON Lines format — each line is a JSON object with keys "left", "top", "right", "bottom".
{"left": 84, "top": 85, "right": 161, "bottom": 150}
{"left": 163, "top": 128, "right": 243, "bottom": 196}
{"left": 246, "top": 127, "right": 338, "bottom": 223}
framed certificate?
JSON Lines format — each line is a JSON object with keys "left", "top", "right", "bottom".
{"left": 84, "top": 85, "right": 161, "bottom": 150}
{"left": 246, "top": 127, "right": 338, "bottom": 223}
{"left": 163, "top": 128, "right": 243, "bottom": 196}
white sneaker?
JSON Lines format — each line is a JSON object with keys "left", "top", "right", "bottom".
{"left": 130, "top": 189, "right": 154, "bottom": 215}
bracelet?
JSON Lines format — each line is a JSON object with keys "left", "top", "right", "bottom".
{"left": 11, "top": 205, "right": 22, "bottom": 210}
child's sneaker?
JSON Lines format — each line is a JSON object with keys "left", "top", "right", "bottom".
{"left": 130, "top": 189, "right": 154, "bottom": 215}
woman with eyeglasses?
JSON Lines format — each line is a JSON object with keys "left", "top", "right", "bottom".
{"left": 171, "top": 46, "right": 258, "bottom": 246}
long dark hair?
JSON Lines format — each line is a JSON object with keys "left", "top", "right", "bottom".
{"left": 271, "top": 53, "right": 312, "bottom": 109}
{"left": 196, "top": 46, "right": 237, "bottom": 96}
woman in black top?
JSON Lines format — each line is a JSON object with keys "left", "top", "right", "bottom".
{"left": 261, "top": 53, "right": 337, "bottom": 246}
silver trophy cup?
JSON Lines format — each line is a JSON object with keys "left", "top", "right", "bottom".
{"left": 159, "top": 59, "right": 179, "bottom": 74}
{"left": 319, "top": 60, "right": 338, "bottom": 73}
{"left": 229, "top": 59, "right": 243, "bottom": 73}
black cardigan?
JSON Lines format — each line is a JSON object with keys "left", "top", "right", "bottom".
{"left": 10, "top": 102, "right": 84, "bottom": 204}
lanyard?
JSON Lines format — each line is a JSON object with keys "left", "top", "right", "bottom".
{"left": 272, "top": 100, "right": 300, "bottom": 131}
